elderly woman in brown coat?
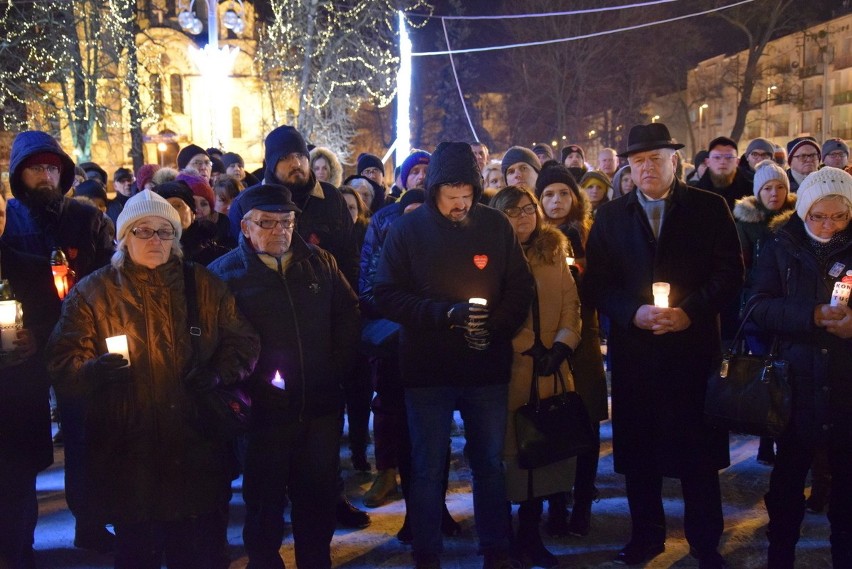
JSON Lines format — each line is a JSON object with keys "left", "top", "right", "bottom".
{"left": 491, "top": 186, "right": 582, "bottom": 568}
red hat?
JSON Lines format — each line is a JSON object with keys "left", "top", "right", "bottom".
{"left": 176, "top": 172, "right": 215, "bottom": 210}
{"left": 21, "top": 152, "right": 64, "bottom": 171}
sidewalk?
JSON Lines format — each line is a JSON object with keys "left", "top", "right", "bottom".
{"left": 34, "top": 416, "right": 831, "bottom": 568}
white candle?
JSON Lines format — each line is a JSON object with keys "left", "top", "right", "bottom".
{"left": 105, "top": 335, "right": 131, "bottom": 365}
{"left": 469, "top": 298, "right": 488, "bottom": 306}
{"left": 271, "top": 370, "right": 286, "bottom": 390}
{"left": 1, "top": 329, "right": 17, "bottom": 351}
{"left": 565, "top": 257, "right": 575, "bottom": 266}
{"left": 652, "top": 282, "right": 670, "bottom": 308}
{"left": 0, "top": 300, "right": 18, "bottom": 351}
{"left": 831, "top": 281, "right": 852, "bottom": 307}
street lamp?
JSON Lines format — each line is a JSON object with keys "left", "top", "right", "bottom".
{"left": 157, "top": 142, "right": 167, "bottom": 167}
{"left": 698, "top": 103, "right": 709, "bottom": 148}
{"left": 764, "top": 85, "right": 777, "bottom": 138}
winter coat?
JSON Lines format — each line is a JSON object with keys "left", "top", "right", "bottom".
{"left": 504, "top": 225, "right": 581, "bottom": 501}
{"left": 749, "top": 215, "right": 852, "bottom": 444}
{"left": 374, "top": 186, "right": 534, "bottom": 389}
{"left": 584, "top": 180, "right": 744, "bottom": 477}
{"left": 207, "top": 233, "right": 360, "bottom": 424}
{"left": 105, "top": 192, "right": 131, "bottom": 226}
{"left": 309, "top": 146, "right": 344, "bottom": 188}
{"left": 47, "top": 256, "right": 259, "bottom": 524}
{"left": 358, "top": 201, "right": 404, "bottom": 318}
{"left": 0, "top": 242, "right": 61, "bottom": 473}
{"left": 695, "top": 168, "right": 753, "bottom": 211}
{"left": 733, "top": 193, "right": 796, "bottom": 299}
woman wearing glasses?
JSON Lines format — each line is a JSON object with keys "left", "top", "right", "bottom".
{"left": 47, "top": 190, "right": 259, "bottom": 569}
{"left": 749, "top": 167, "right": 852, "bottom": 568}
{"left": 490, "top": 185, "right": 581, "bottom": 568}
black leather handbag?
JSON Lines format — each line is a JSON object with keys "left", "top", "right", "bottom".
{"left": 704, "top": 298, "right": 792, "bottom": 437}
{"left": 514, "top": 286, "right": 596, "bottom": 470}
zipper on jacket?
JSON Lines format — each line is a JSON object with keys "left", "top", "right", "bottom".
{"left": 280, "top": 272, "right": 307, "bottom": 422}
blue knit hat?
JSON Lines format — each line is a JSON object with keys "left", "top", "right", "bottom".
{"left": 400, "top": 150, "right": 431, "bottom": 190}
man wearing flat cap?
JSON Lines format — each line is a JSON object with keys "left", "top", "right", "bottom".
{"left": 208, "top": 184, "right": 360, "bottom": 569}
{"left": 584, "top": 123, "right": 743, "bottom": 568}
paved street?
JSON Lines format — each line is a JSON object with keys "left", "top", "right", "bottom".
{"left": 34, "top": 416, "right": 831, "bottom": 568}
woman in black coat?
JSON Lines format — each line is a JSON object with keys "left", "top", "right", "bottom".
{"left": 750, "top": 167, "right": 852, "bottom": 569}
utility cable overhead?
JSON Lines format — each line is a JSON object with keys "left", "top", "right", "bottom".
{"left": 442, "top": 17, "right": 479, "bottom": 142}
{"left": 412, "top": 0, "right": 755, "bottom": 57}
{"left": 415, "top": 0, "right": 684, "bottom": 20}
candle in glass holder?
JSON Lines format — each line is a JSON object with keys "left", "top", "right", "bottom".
{"left": 565, "top": 256, "right": 575, "bottom": 266}
{"left": 105, "top": 335, "right": 131, "bottom": 365}
{"left": 469, "top": 298, "right": 488, "bottom": 306}
{"left": 831, "top": 281, "right": 852, "bottom": 307}
{"left": 0, "top": 300, "right": 19, "bottom": 351}
{"left": 271, "top": 370, "right": 286, "bottom": 390}
{"left": 652, "top": 282, "right": 670, "bottom": 308}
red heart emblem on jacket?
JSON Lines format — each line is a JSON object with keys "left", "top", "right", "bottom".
{"left": 473, "top": 255, "right": 488, "bottom": 269}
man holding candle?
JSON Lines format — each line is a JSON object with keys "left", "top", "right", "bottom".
{"left": 0, "top": 191, "right": 62, "bottom": 569}
{"left": 208, "top": 184, "right": 361, "bottom": 569}
{"left": 2, "top": 130, "right": 115, "bottom": 553}
{"left": 584, "top": 123, "right": 743, "bottom": 568}
{"left": 374, "top": 142, "right": 534, "bottom": 569}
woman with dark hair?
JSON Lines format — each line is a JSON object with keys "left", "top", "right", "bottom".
{"left": 490, "top": 185, "right": 581, "bottom": 568}
{"left": 535, "top": 163, "right": 609, "bottom": 538}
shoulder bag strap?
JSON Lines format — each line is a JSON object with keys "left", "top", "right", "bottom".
{"left": 182, "top": 261, "right": 202, "bottom": 370}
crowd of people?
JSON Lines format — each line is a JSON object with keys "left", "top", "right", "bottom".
{"left": 1, "top": 121, "right": 851, "bottom": 569}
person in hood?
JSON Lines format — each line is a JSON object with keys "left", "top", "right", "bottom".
{"left": 310, "top": 146, "right": 344, "bottom": 188}
{"left": 227, "top": 125, "right": 358, "bottom": 287}
{"left": 373, "top": 141, "right": 534, "bottom": 568}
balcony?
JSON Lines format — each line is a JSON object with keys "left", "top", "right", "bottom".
{"left": 799, "top": 62, "right": 825, "bottom": 78}
{"left": 834, "top": 91, "right": 852, "bottom": 105}
{"left": 834, "top": 53, "right": 852, "bottom": 70}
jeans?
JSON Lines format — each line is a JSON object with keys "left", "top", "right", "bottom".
{"left": 405, "top": 383, "right": 511, "bottom": 558}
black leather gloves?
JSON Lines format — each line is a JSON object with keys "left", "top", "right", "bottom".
{"left": 538, "top": 342, "right": 575, "bottom": 376}
{"left": 85, "top": 353, "right": 130, "bottom": 387}
{"left": 522, "top": 339, "right": 548, "bottom": 362}
{"left": 183, "top": 367, "right": 221, "bottom": 393}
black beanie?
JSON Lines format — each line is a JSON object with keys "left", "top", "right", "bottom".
{"left": 425, "top": 141, "right": 483, "bottom": 201}
{"left": 501, "top": 146, "right": 541, "bottom": 180}
{"left": 264, "top": 125, "right": 310, "bottom": 183}
{"left": 211, "top": 155, "right": 226, "bottom": 174}
{"left": 535, "top": 163, "right": 580, "bottom": 199}
{"left": 357, "top": 153, "right": 384, "bottom": 175}
{"left": 221, "top": 152, "right": 244, "bottom": 169}
{"left": 399, "top": 188, "right": 425, "bottom": 210}
{"left": 74, "top": 179, "right": 108, "bottom": 203}
{"left": 155, "top": 181, "right": 196, "bottom": 214}
{"left": 177, "top": 144, "right": 208, "bottom": 171}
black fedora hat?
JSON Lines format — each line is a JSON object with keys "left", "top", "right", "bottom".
{"left": 618, "top": 123, "right": 684, "bottom": 158}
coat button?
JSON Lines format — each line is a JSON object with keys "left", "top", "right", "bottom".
{"left": 821, "top": 348, "right": 828, "bottom": 355}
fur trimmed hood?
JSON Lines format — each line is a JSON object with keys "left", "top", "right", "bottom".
{"left": 768, "top": 209, "right": 796, "bottom": 234}
{"left": 309, "top": 147, "right": 343, "bottom": 188}
{"left": 525, "top": 223, "right": 571, "bottom": 266}
{"left": 733, "top": 193, "right": 796, "bottom": 225}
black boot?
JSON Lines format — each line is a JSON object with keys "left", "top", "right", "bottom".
{"left": 544, "top": 492, "right": 569, "bottom": 537}
{"left": 567, "top": 488, "right": 598, "bottom": 537}
{"left": 517, "top": 500, "right": 558, "bottom": 568}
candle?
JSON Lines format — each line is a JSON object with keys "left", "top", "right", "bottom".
{"left": 0, "top": 300, "right": 18, "bottom": 351}
{"left": 652, "top": 282, "right": 670, "bottom": 308}
{"left": 271, "top": 370, "right": 286, "bottom": 390}
{"left": 105, "top": 335, "right": 131, "bottom": 365}
{"left": 565, "top": 257, "right": 575, "bottom": 266}
{"left": 469, "top": 298, "right": 488, "bottom": 306}
{"left": 52, "top": 265, "right": 69, "bottom": 300}
{"left": 831, "top": 281, "right": 852, "bottom": 307}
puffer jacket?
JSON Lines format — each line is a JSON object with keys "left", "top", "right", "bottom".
{"left": 750, "top": 215, "right": 852, "bottom": 444}
{"left": 47, "top": 256, "right": 259, "bottom": 523}
{"left": 358, "top": 201, "right": 403, "bottom": 318}
{"left": 207, "top": 233, "right": 360, "bottom": 424}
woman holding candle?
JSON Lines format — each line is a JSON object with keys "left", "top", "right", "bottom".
{"left": 46, "top": 190, "right": 259, "bottom": 569}
{"left": 749, "top": 167, "right": 852, "bottom": 568}
{"left": 534, "top": 163, "right": 609, "bottom": 538}
{"left": 490, "top": 185, "right": 582, "bottom": 567}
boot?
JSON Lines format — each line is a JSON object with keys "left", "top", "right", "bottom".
{"left": 767, "top": 529, "right": 795, "bottom": 569}
{"left": 516, "top": 500, "right": 557, "bottom": 568}
{"left": 757, "top": 437, "right": 776, "bottom": 465}
{"left": 363, "top": 468, "right": 400, "bottom": 508}
{"left": 567, "top": 488, "right": 598, "bottom": 537}
{"left": 397, "top": 513, "right": 412, "bottom": 544}
{"left": 806, "top": 476, "right": 830, "bottom": 514}
{"left": 544, "top": 492, "right": 569, "bottom": 537}
{"left": 441, "top": 504, "right": 462, "bottom": 537}
{"left": 73, "top": 522, "right": 115, "bottom": 553}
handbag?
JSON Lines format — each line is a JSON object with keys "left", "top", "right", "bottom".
{"left": 514, "top": 285, "right": 596, "bottom": 471}
{"left": 704, "top": 296, "right": 792, "bottom": 437}
{"left": 183, "top": 262, "right": 251, "bottom": 440}
{"left": 360, "top": 317, "right": 400, "bottom": 358}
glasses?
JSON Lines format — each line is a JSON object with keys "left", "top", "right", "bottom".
{"left": 792, "top": 152, "right": 819, "bottom": 161}
{"left": 749, "top": 151, "right": 772, "bottom": 159}
{"left": 250, "top": 218, "right": 295, "bottom": 230}
{"left": 826, "top": 151, "right": 848, "bottom": 160}
{"left": 25, "top": 164, "right": 60, "bottom": 175}
{"left": 808, "top": 212, "right": 850, "bottom": 224}
{"left": 710, "top": 154, "right": 737, "bottom": 162}
{"left": 131, "top": 227, "right": 176, "bottom": 240}
{"left": 504, "top": 203, "right": 537, "bottom": 218}
{"left": 190, "top": 159, "right": 213, "bottom": 168}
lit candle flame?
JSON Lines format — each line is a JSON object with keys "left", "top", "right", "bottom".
{"left": 271, "top": 370, "right": 286, "bottom": 390}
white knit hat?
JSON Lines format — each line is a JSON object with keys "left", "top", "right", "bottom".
{"left": 753, "top": 159, "right": 789, "bottom": 197}
{"left": 116, "top": 189, "right": 183, "bottom": 241}
{"left": 796, "top": 167, "right": 852, "bottom": 221}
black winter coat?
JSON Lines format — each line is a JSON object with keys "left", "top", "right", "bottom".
{"left": 207, "top": 234, "right": 360, "bottom": 423}
{"left": 695, "top": 168, "right": 753, "bottom": 211}
{"left": 584, "top": 181, "right": 744, "bottom": 477}
{"left": 373, "top": 198, "right": 534, "bottom": 389}
{"left": 749, "top": 216, "right": 852, "bottom": 444}
{"left": 0, "top": 242, "right": 61, "bottom": 473}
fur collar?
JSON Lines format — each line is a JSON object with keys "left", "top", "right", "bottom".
{"left": 525, "top": 224, "right": 570, "bottom": 266}
{"left": 734, "top": 193, "right": 797, "bottom": 225}
{"left": 768, "top": 209, "right": 796, "bottom": 233}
